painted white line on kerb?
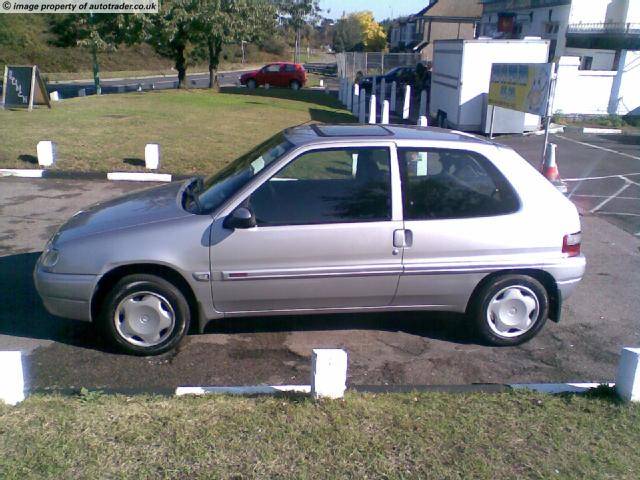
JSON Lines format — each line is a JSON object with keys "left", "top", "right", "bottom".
{"left": 556, "top": 134, "right": 640, "bottom": 161}
{"left": 589, "top": 181, "right": 631, "bottom": 213}
{"left": 0, "top": 169, "right": 44, "bottom": 178}
{"left": 176, "top": 385, "right": 311, "bottom": 396}
{"left": 107, "top": 172, "right": 172, "bottom": 182}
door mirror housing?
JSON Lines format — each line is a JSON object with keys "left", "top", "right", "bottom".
{"left": 224, "top": 207, "right": 256, "bottom": 230}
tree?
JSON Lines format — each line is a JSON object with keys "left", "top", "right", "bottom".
{"left": 51, "top": 14, "right": 131, "bottom": 95}
{"left": 194, "top": 0, "right": 276, "bottom": 88}
{"left": 332, "top": 11, "right": 387, "bottom": 53}
{"left": 145, "top": 0, "right": 200, "bottom": 89}
{"left": 276, "top": 0, "right": 320, "bottom": 63}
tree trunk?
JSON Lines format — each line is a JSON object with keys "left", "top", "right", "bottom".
{"left": 208, "top": 36, "right": 222, "bottom": 89}
{"left": 175, "top": 43, "right": 187, "bottom": 89}
{"left": 91, "top": 43, "right": 101, "bottom": 95}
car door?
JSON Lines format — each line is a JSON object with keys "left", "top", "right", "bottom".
{"left": 392, "top": 146, "right": 526, "bottom": 309}
{"left": 209, "top": 143, "right": 404, "bottom": 313}
{"left": 261, "top": 63, "right": 282, "bottom": 86}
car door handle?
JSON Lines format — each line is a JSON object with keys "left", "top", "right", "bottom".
{"left": 393, "top": 229, "right": 413, "bottom": 248}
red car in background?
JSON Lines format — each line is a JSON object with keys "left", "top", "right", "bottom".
{"left": 240, "top": 62, "right": 307, "bottom": 90}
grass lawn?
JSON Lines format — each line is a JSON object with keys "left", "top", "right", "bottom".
{"left": 0, "top": 390, "right": 638, "bottom": 479}
{"left": 0, "top": 88, "right": 353, "bottom": 175}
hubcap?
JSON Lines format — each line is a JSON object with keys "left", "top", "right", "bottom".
{"left": 114, "top": 291, "right": 175, "bottom": 347}
{"left": 486, "top": 285, "right": 539, "bottom": 338}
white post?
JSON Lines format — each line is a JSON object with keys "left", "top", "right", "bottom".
{"left": 0, "top": 352, "right": 25, "bottom": 406}
{"left": 319, "top": 79, "right": 324, "bottom": 88}
{"left": 382, "top": 100, "right": 390, "bottom": 124}
{"left": 369, "top": 94, "right": 377, "bottom": 124}
{"left": 380, "top": 78, "right": 386, "bottom": 108}
{"left": 359, "top": 91, "right": 366, "bottom": 124}
{"left": 403, "top": 85, "right": 411, "bottom": 120}
{"left": 352, "top": 83, "right": 360, "bottom": 115}
{"left": 311, "top": 349, "right": 347, "bottom": 400}
{"left": 418, "top": 115, "right": 428, "bottom": 127}
{"left": 36, "top": 141, "right": 57, "bottom": 167}
{"left": 347, "top": 81, "right": 353, "bottom": 111}
{"left": 50, "top": 91, "right": 60, "bottom": 101}
{"left": 372, "top": 76, "right": 377, "bottom": 98}
{"left": 145, "top": 143, "right": 161, "bottom": 170}
{"left": 390, "top": 81, "right": 397, "bottom": 113}
{"left": 419, "top": 89, "right": 427, "bottom": 118}
{"left": 616, "top": 347, "right": 640, "bottom": 402}
{"left": 137, "top": 83, "right": 143, "bottom": 92}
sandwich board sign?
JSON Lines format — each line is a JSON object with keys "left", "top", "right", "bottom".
{"left": 2, "top": 65, "right": 51, "bottom": 110}
{"left": 488, "top": 63, "right": 553, "bottom": 117}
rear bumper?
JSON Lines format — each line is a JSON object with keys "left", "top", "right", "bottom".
{"left": 544, "top": 254, "right": 586, "bottom": 322}
{"left": 33, "top": 267, "right": 96, "bottom": 322}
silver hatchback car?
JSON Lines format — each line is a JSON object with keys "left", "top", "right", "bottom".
{"left": 34, "top": 124, "right": 585, "bottom": 355}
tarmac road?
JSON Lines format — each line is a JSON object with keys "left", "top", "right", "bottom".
{"left": 0, "top": 133, "right": 639, "bottom": 393}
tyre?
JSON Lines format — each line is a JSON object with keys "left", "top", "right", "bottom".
{"left": 247, "top": 79, "right": 257, "bottom": 89}
{"left": 470, "top": 274, "right": 549, "bottom": 346}
{"left": 99, "top": 274, "right": 190, "bottom": 355}
{"left": 290, "top": 80, "right": 301, "bottom": 90}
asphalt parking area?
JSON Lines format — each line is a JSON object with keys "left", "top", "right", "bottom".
{"left": 1, "top": 134, "right": 639, "bottom": 391}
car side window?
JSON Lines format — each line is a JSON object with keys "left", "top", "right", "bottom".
{"left": 248, "top": 148, "right": 392, "bottom": 226}
{"left": 264, "top": 64, "right": 281, "bottom": 73}
{"left": 283, "top": 64, "right": 296, "bottom": 72}
{"left": 398, "top": 148, "right": 519, "bottom": 220}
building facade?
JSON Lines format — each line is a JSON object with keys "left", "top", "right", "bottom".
{"left": 478, "top": 0, "right": 640, "bottom": 69}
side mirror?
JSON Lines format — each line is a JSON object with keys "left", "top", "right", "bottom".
{"left": 223, "top": 207, "right": 256, "bottom": 230}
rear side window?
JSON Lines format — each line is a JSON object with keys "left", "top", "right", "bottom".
{"left": 284, "top": 64, "right": 297, "bottom": 72}
{"left": 249, "top": 147, "right": 391, "bottom": 226}
{"left": 398, "top": 148, "right": 519, "bottom": 220}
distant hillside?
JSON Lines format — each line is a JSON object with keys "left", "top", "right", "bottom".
{"left": 0, "top": 14, "right": 291, "bottom": 77}
{"left": 0, "top": 14, "right": 172, "bottom": 74}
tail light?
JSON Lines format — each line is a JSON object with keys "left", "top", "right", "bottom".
{"left": 562, "top": 232, "right": 581, "bottom": 257}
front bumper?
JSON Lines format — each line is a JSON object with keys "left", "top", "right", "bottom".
{"left": 33, "top": 265, "right": 96, "bottom": 322}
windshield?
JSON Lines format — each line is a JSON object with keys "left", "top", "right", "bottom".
{"left": 196, "top": 133, "right": 294, "bottom": 212}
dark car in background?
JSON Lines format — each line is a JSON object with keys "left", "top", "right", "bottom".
{"left": 358, "top": 66, "right": 417, "bottom": 93}
{"left": 240, "top": 62, "right": 307, "bottom": 90}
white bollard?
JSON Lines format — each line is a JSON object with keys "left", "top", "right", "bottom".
{"left": 372, "top": 76, "right": 377, "bottom": 97}
{"left": 36, "top": 141, "right": 57, "bottom": 167}
{"left": 419, "top": 89, "right": 427, "bottom": 118}
{"left": 402, "top": 85, "right": 411, "bottom": 120}
{"left": 359, "top": 92, "right": 366, "bottom": 124}
{"left": 380, "top": 78, "right": 386, "bottom": 107}
{"left": 137, "top": 83, "right": 143, "bottom": 92}
{"left": 418, "top": 115, "right": 428, "bottom": 127}
{"left": 616, "top": 348, "right": 640, "bottom": 402}
{"left": 265, "top": 83, "right": 270, "bottom": 90}
{"left": 311, "top": 349, "right": 347, "bottom": 400}
{"left": 382, "top": 100, "right": 390, "bottom": 124}
{"left": 352, "top": 84, "right": 360, "bottom": 116}
{"left": 0, "top": 351, "right": 25, "bottom": 406}
{"left": 145, "top": 143, "right": 161, "bottom": 170}
{"left": 151, "top": 83, "right": 156, "bottom": 90}
{"left": 390, "top": 81, "right": 397, "bottom": 113}
{"left": 78, "top": 88, "right": 86, "bottom": 97}
{"left": 347, "top": 81, "right": 353, "bottom": 111}
{"left": 319, "top": 79, "right": 324, "bottom": 88}
{"left": 369, "top": 94, "right": 377, "bottom": 124}
{"left": 50, "top": 91, "right": 60, "bottom": 101}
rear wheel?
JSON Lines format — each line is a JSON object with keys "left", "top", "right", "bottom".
{"left": 290, "top": 80, "right": 301, "bottom": 90}
{"left": 99, "top": 274, "right": 190, "bottom": 355}
{"left": 470, "top": 274, "right": 549, "bottom": 346}
{"left": 247, "top": 79, "right": 257, "bottom": 89}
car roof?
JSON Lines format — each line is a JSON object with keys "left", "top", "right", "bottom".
{"left": 283, "top": 124, "right": 493, "bottom": 147}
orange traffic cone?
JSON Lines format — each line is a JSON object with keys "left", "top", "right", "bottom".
{"left": 541, "top": 143, "right": 567, "bottom": 193}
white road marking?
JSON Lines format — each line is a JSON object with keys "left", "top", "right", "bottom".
{"left": 556, "top": 134, "right": 640, "bottom": 161}
{"left": 597, "top": 212, "right": 640, "bottom": 217}
{"left": 564, "top": 172, "right": 640, "bottom": 181}
{"left": 571, "top": 194, "right": 640, "bottom": 200}
{"left": 589, "top": 181, "right": 631, "bottom": 213}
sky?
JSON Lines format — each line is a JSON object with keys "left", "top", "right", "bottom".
{"left": 319, "top": 0, "right": 429, "bottom": 21}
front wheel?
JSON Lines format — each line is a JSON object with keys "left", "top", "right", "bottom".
{"left": 470, "top": 274, "right": 549, "bottom": 346}
{"left": 100, "top": 274, "right": 190, "bottom": 355}
{"left": 247, "top": 79, "right": 257, "bottom": 89}
{"left": 290, "top": 80, "right": 301, "bottom": 90}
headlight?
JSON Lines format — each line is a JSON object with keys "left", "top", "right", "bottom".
{"left": 41, "top": 248, "right": 59, "bottom": 270}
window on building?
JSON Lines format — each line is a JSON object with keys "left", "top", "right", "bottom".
{"left": 579, "top": 56, "right": 593, "bottom": 70}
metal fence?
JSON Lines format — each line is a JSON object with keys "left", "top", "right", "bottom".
{"left": 336, "top": 52, "right": 423, "bottom": 81}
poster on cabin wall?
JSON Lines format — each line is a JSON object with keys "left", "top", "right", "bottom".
{"left": 488, "top": 63, "right": 553, "bottom": 116}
